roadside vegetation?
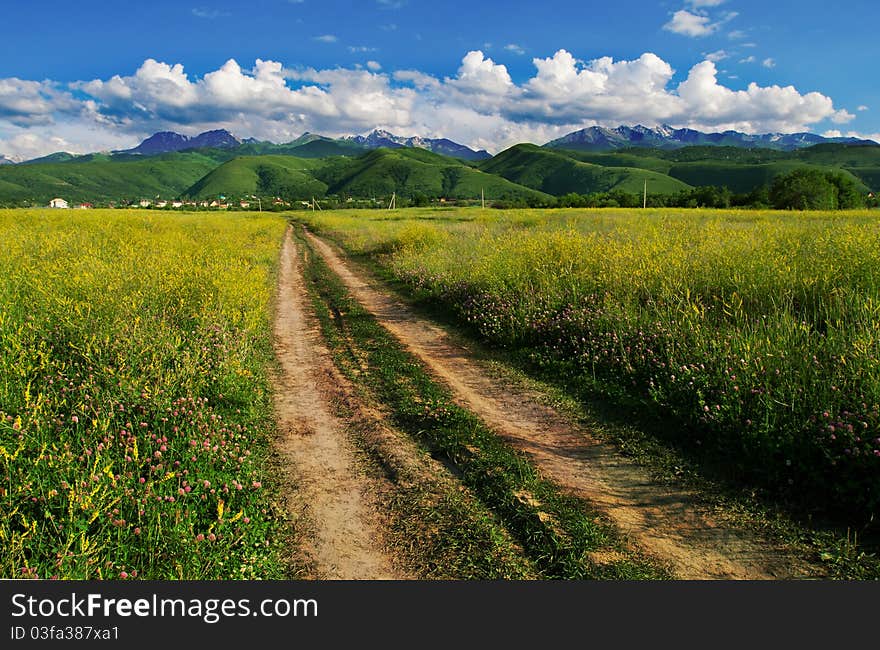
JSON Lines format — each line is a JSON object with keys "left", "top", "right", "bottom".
{"left": 0, "top": 209, "right": 290, "bottom": 579}
{"left": 301, "top": 207, "right": 880, "bottom": 525}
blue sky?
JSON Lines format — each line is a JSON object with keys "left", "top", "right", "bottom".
{"left": 1, "top": 0, "right": 877, "bottom": 158}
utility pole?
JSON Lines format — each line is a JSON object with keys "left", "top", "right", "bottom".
{"left": 643, "top": 179, "right": 647, "bottom": 209}
{"left": 388, "top": 192, "right": 396, "bottom": 210}
{"left": 481, "top": 187, "right": 485, "bottom": 209}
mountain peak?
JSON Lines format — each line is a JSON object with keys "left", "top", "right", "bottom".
{"left": 343, "top": 128, "right": 491, "bottom": 160}
{"left": 124, "top": 129, "right": 240, "bottom": 155}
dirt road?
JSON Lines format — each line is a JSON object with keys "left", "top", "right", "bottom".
{"left": 305, "top": 229, "right": 819, "bottom": 580}
{"left": 271, "top": 228, "right": 404, "bottom": 579}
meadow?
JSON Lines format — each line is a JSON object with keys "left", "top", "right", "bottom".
{"left": 0, "top": 209, "right": 289, "bottom": 579}
{"left": 302, "top": 207, "right": 880, "bottom": 518}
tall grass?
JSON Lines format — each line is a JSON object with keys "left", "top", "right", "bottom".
{"left": 303, "top": 207, "right": 880, "bottom": 516}
{"left": 0, "top": 209, "right": 289, "bottom": 579}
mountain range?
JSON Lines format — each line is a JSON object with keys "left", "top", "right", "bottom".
{"left": 2, "top": 124, "right": 875, "bottom": 166}
{"left": 2, "top": 124, "right": 879, "bottom": 207}
{"left": 544, "top": 124, "right": 873, "bottom": 152}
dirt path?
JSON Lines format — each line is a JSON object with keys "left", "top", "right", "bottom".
{"left": 271, "top": 228, "right": 404, "bottom": 579}
{"left": 305, "top": 230, "right": 820, "bottom": 580}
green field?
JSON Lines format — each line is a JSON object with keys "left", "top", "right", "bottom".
{"left": 5, "top": 205, "right": 880, "bottom": 580}
{"left": 0, "top": 209, "right": 289, "bottom": 579}
{"left": 302, "top": 207, "right": 880, "bottom": 517}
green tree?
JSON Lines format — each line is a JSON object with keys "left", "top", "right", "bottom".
{"left": 827, "top": 172, "right": 866, "bottom": 209}
{"left": 769, "top": 168, "right": 836, "bottom": 210}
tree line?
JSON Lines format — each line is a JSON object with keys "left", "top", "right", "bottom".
{"left": 493, "top": 169, "right": 873, "bottom": 210}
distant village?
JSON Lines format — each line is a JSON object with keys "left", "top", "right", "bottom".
{"left": 46, "top": 197, "right": 308, "bottom": 211}
{"left": 43, "top": 195, "right": 440, "bottom": 210}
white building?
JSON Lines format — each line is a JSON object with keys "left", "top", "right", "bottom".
{"left": 49, "top": 198, "right": 69, "bottom": 209}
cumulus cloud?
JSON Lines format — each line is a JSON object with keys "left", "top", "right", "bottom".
{"left": 504, "top": 44, "right": 526, "bottom": 55}
{"left": 676, "top": 61, "right": 853, "bottom": 131}
{"left": 858, "top": 105, "right": 869, "bottom": 111}
{"left": 762, "top": 58, "right": 776, "bottom": 68}
{"left": 664, "top": 10, "right": 718, "bottom": 37}
{"left": 0, "top": 50, "right": 858, "bottom": 157}
{"left": 0, "top": 78, "right": 83, "bottom": 127}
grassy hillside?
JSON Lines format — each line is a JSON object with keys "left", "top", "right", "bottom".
{"left": 542, "top": 144, "right": 880, "bottom": 193}
{"left": 481, "top": 144, "right": 691, "bottom": 195}
{"left": 0, "top": 153, "right": 220, "bottom": 204}
{"left": 667, "top": 161, "right": 871, "bottom": 194}
{"left": 556, "top": 150, "right": 673, "bottom": 174}
{"left": 183, "top": 155, "right": 328, "bottom": 200}
{"left": 316, "top": 148, "right": 551, "bottom": 201}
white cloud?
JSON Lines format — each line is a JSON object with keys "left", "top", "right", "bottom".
{"left": 728, "top": 30, "right": 747, "bottom": 39}
{"left": 688, "top": 0, "right": 726, "bottom": 6}
{"left": 0, "top": 51, "right": 858, "bottom": 157}
{"left": 349, "top": 45, "right": 378, "bottom": 53}
{"left": 664, "top": 10, "right": 718, "bottom": 37}
{"left": 762, "top": 58, "right": 776, "bottom": 68}
{"left": 704, "top": 50, "right": 729, "bottom": 62}
{"left": 0, "top": 78, "right": 80, "bottom": 127}
{"left": 823, "top": 130, "right": 880, "bottom": 144}
{"left": 313, "top": 34, "right": 337, "bottom": 43}
{"left": 676, "top": 61, "right": 852, "bottom": 132}
{"left": 739, "top": 55, "right": 756, "bottom": 63}
{"left": 858, "top": 105, "right": 868, "bottom": 111}
{"left": 446, "top": 51, "right": 514, "bottom": 97}
{"left": 504, "top": 44, "right": 526, "bottom": 55}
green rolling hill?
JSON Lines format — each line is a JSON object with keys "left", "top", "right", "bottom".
{"left": 666, "top": 161, "right": 869, "bottom": 194}
{"left": 480, "top": 144, "right": 692, "bottom": 195}
{"left": 183, "top": 156, "right": 328, "bottom": 200}
{"left": 182, "top": 148, "right": 549, "bottom": 203}
{"left": 0, "top": 152, "right": 220, "bottom": 204}
{"left": 498, "top": 144, "right": 879, "bottom": 194}
{"left": 316, "top": 148, "right": 551, "bottom": 201}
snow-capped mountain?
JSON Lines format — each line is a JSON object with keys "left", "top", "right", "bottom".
{"left": 343, "top": 129, "right": 491, "bottom": 160}
{"left": 544, "top": 124, "right": 874, "bottom": 152}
